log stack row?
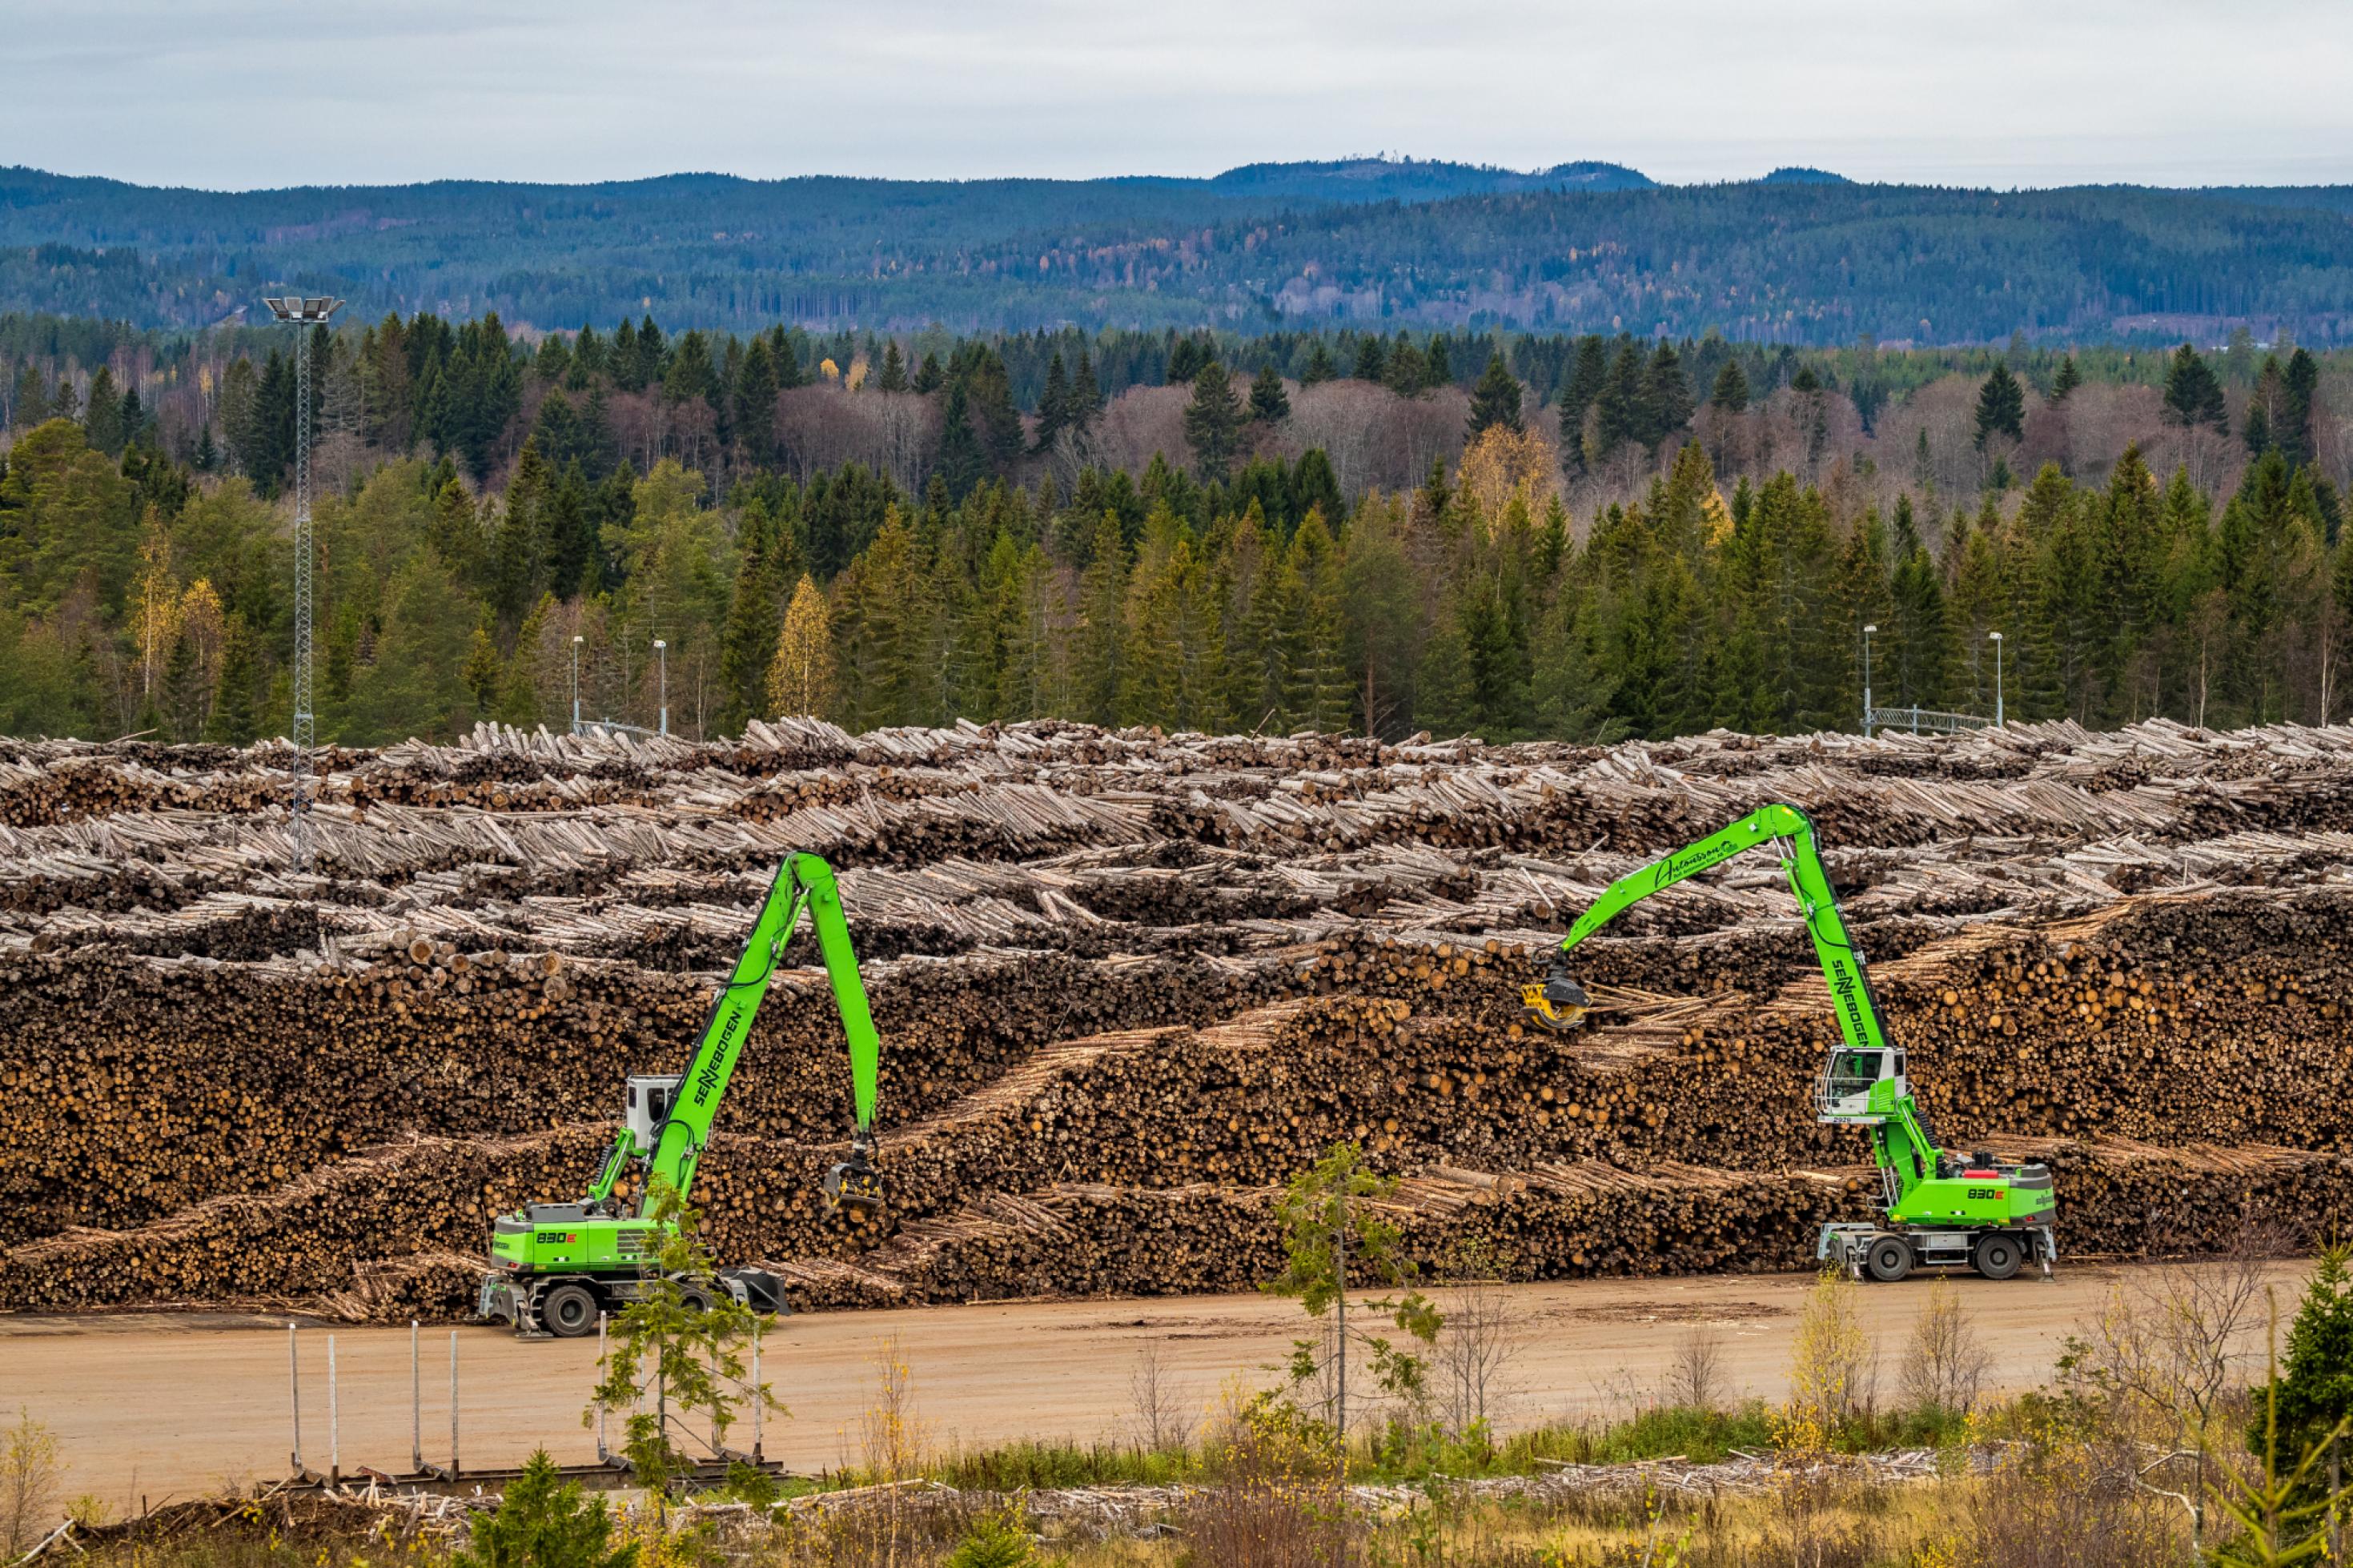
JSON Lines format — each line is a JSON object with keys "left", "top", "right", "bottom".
{"left": 5, "top": 716, "right": 2353, "bottom": 1317}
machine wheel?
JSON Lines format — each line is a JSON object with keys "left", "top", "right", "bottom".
{"left": 540, "top": 1281, "right": 600, "bottom": 1338}
{"left": 1974, "top": 1234, "right": 2023, "bottom": 1281}
{"left": 676, "top": 1282, "right": 717, "bottom": 1313}
{"left": 1865, "top": 1235, "right": 1913, "bottom": 1282}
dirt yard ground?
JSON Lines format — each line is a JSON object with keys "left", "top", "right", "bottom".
{"left": 6, "top": 1260, "right": 2310, "bottom": 1506}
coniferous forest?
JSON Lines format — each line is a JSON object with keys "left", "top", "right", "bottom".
{"left": 7, "top": 162, "right": 2353, "bottom": 343}
{"left": 2, "top": 307, "right": 2349, "bottom": 748}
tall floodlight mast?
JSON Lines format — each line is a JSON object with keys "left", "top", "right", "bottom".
{"left": 263, "top": 295, "right": 343, "bottom": 872}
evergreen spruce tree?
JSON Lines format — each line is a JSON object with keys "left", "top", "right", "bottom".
{"left": 82, "top": 368, "right": 123, "bottom": 455}
{"left": 1531, "top": 580, "right": 1624, "bottom": 741}
{"left": 716, "top": 505, "right": 789, "bottom": 732}
{"left": 1425, "top": 335, "right": 1452, "bottom": 387}
{"left": 2260, "top": 1245, "right": 2353, "bottom": 1529}
{"left": 1071, "top": 347, "right": 1104, "bottom": 427}
{"left": 8, "top": 363, "right": 46, "bottom": 429}
{"left": 1165, "top": 336, "right": 1206, "bottom": 386}
{"left": 935, "top": 380, "right": 989, "bottom": 499}
{"left": 451, "top": 1449, "right": 634, "bottom": 1568}
{"left": 1218, "top": 510, "right": 1278, "bottom": 728}
{"left": 1414, "top": 598, "right": 1480, "bottom": 737}
{"left": 1292, "top": 450, "right": 1343, "bottom": 528}
{"left": 1072, "top": 515, "right": 1129, "bottom": 724}
{"left": 1381, "top": 339, "right": 1428, "bottom": 399}
{"left": 2163, "top": 343, "right": 2228, "bottom": 431}
{"left": 1465, "top": 353, "right": 1524, "bottom": 439}
{"left": 1285, "top": 511, "right": 1351, "bottom": 733}
{"left": 962, "top": 349, "right": 1025, "bottom": 473}
{"left": 1561, "top": 335, "right": 1609, "bottom": 428}
{"left": 1183, "top": 361, "right": 1245, "bottom": 480}
{"left": 769, "top": 332, "right": 804, "bottom": 391}
{"left": 2281, "top": 347, "right": 2320, "bottom": 471}
{"left": 1300, "top": 341, "right": 1337, "bottom": 387}
{"left": 1032, "top": 352, "right": 1073, "bottom": 452}
{"left": 910, "top": 350, "right": 942, "bottom": 394}
{"left": 1973, "top": 365, "right": 2026, "bottom": 449}
{"left": 1644, "top": 342, "right": 1692, "bottom": 447}
{"left": 1352, "top": 335, "right": 1387, "bottom": 384}
{"left": 2050, "top": 355, "right": 2082, "bottom": 403}
{"left": 877, "top": 341, "right": 909, "bottom": 392}
{"left": 492, "top": 440, "right": 552, "bottom": 632}
{"left": 2244, "top": 398, "right": 2274, "bottom": 457}
{"left": 1247, "top": 363, "right": 1291, "bottom": 425}
{"left": 1709, "top": 359, "right": 1750, "bottom": 414}
{"left": 1829, "top": 511, "right": 1895, "bottom": 730}
{"left": 733, "top": 339, "right": 780, "bottom": 467}
{"left": 609, "top": 319, "right": 642, "bottom": 391}
{"left": 1592, "top": 345, "right": 1648, "bottom": 463}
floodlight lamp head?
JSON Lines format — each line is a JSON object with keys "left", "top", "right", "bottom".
{"left": 1863, "top": 623, "right": 1877, "bottom": 635}
{"left": 263, "top": 295, "right": 345, "bottom": 323}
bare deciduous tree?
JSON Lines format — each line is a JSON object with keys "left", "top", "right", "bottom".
{"left": 2062, "top": 1227, "right": 2288, "bottom": 1550}
{"left": 1431, "top": 1261, "right": 1524, "bottom": 1435}
{"left": 1127, "top": 1341, "right": 1193, "bottom": 1454}
{"left": 1901, "top": 1275, "right": 1991, "bottom": 1414}
{"left": 1087, "top": 385, "right": 1190, "bottom": 478}
{"left": 1, "top": 1410, "right": 61, "bottom": 1556}
{"left": 1662, "top": 1325, "right": 1728, "bottom": 1413}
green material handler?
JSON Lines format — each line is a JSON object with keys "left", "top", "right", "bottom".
{"left": 1521, "top": 802, "right": 2056, "bottom": 1282}
{"left": 480, "top": 852, "right": 885, "bottom": 1337}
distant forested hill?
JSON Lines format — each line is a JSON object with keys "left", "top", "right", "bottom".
{"left": 1, "top": 161, "right": 2349, "bottom": 343}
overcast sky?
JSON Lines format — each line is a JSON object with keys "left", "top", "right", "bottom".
{"left": 9, "top": 0, "right": 2349, "bottom": 191}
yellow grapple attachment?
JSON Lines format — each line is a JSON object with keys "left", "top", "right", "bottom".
{"left": 1521, "top": 967, "right": 1590, "bottom": 1033}
{"left": 824, "top": 1132, "right": 885, "bottom": 1221}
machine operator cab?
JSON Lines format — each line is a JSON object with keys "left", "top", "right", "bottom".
{"left": 1815, "top": 1047, "right": 1905, "bottom": 1124}
{"left": 625, "top": 1074, "right": 682, "bottom": 1161}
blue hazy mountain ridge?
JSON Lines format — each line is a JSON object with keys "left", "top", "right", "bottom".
{"left": 0, "top": 161, "right": 2349, "bottom": 342}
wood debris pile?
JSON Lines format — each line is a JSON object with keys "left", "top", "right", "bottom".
{"left": 5, "top": 716, "right": 2353, "bottom": 1315}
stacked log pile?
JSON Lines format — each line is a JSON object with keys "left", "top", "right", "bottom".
{"left": 5, "top": 716, "right": 2353, "bottom": 1317}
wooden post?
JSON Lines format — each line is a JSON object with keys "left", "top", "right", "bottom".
{"left": 411, "top": 1321, "right": 422, "bottom": 1474}
{"left": 288, "top": 1323, "right": 302, "bottom": 1475}
{"left": 450, "top": 1330, "right": 460, "bottom": 1475}
{"left": 596, "top": 1313, "right": 608, "bottom": 1463}
{"left": 327, "top": 1335, "right": 339, "bottom": 1485}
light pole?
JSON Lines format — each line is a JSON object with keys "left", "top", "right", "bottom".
{"left": 653, "top": 640, "right": 668, "bottom": 736}
{"left": 571, "top": 635, "right": 584, "bottom": 733}
{"left": 1989, "top": 631, "right": 2004, "bottom": 727}
{"left": 1861, "top": 624, "right": 1877, "bottom": 738}
{"left": 263, "top": 293, "right": 343, "bottom": 872}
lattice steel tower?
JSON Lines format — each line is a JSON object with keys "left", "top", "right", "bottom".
{"left": 264, "top": 295, "right": 343, "bottom": 872}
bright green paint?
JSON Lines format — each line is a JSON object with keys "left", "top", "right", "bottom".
{"left": 488, "top": 852, "right": 881, "bottom": 1283}
{"left": 1555, "top": 802, "right": 2057, "bottom": 1237}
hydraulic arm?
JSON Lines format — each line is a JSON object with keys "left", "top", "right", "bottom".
{"left": 480, "top": 852, "right": 885, "bottom": 1336}
{"left": 1522, "top": 803, "right": 2057, "bottom": 1281}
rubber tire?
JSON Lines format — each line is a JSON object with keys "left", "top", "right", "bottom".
{"left": 1865, "top": 1236, "right": 1913, "bottom": 1282}
{"left": 1974, "top": 1234, "right": 2023, "bottom": 1281}
{"left": 676, "top": 1283, "right": 717, "bottom": 1313}
{"left": 540, "top": 1281, "right": 600, "bottom": 1338}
